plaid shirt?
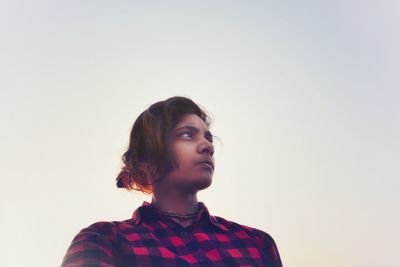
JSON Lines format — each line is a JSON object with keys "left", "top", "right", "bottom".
{"left": 61, "top": 201, "right": 283, "bottom": 267}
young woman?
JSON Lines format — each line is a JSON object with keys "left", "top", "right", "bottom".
{"left": 61, "top": 96, "right": 283, "bottom": 267}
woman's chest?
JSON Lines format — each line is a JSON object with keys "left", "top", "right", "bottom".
{"left": 116, "top": 229, "right": 271, "bottom": 267}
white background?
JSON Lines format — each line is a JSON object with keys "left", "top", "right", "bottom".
{"left": 1, "top": 1, "right": 399, "bottom": 266}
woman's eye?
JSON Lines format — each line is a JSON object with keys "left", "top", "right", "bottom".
{"left": 180, "top": 131, "right": 193, "bottom": 138}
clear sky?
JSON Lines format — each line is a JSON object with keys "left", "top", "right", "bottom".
{"left": 1, "top": 1, "right": 399, "bottom": 266}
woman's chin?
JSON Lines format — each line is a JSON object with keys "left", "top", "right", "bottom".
{"left": 196, "top": 176, "right": 213, "bottom": 190}
{"left": 182, "top": 175, "right": 213, "bottom": 192}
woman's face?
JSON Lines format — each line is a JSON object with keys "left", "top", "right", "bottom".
{"left": 162, "top": 113, "right": 215, "bottom": 193}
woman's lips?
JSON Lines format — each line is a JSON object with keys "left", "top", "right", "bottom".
{"left": 197, "top": 161, "right": 214, "bottom": 170}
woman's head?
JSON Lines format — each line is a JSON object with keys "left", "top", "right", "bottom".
{"left": 116, "top": 96, "right": 214, "bottom": 194}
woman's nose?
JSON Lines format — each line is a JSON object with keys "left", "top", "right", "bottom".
{"left": 199, "top": 138, "right": 214, "bottom": 156}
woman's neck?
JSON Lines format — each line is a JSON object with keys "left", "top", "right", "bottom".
{"left": 150, "top": 192, "right": 199, "bottom": 215}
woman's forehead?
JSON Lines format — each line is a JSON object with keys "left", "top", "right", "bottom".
{"left": 174, "top": 114, "right": 209, "bottom": 131}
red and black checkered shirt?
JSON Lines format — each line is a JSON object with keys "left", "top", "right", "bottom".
{"left": 61, "top": 201, "right": 283, "bottom": 267}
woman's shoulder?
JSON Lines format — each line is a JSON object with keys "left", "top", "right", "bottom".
{"left": 212, "top": 215, "right": 282, "bottom": 264}
{"left": 69, "top": 220, "right": 116, "bottom": 243}
{"left": 212, "top": 215, "right": 278, "bottom": 245}
{"left": 69, "top": 217, "right": 135, "bottom": 243}
{"left": 61, "top": 218, "right": 136, "bottom": 266}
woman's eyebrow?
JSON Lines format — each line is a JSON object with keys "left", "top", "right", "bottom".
{"left": 175, "top": 125, "right": 213, "bottom": 136}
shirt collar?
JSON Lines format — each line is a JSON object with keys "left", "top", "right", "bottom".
{"left": 132, "top": 201, "right": 229, "bottom": 232}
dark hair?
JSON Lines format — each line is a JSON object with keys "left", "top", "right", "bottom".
{"left": 115, "top": 96, "right": 212, "bottom": 194}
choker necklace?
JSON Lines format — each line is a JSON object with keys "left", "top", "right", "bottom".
{"left": 155, "top": 206, "right": 201, "bottom": 222}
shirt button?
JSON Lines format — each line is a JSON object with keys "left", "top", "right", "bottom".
{"left": 180, "top": 231, "right": 189, "bottom": 238}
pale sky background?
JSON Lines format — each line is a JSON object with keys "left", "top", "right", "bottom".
{"left": 1, "top": 1, "right": 399, "bottom": 267}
